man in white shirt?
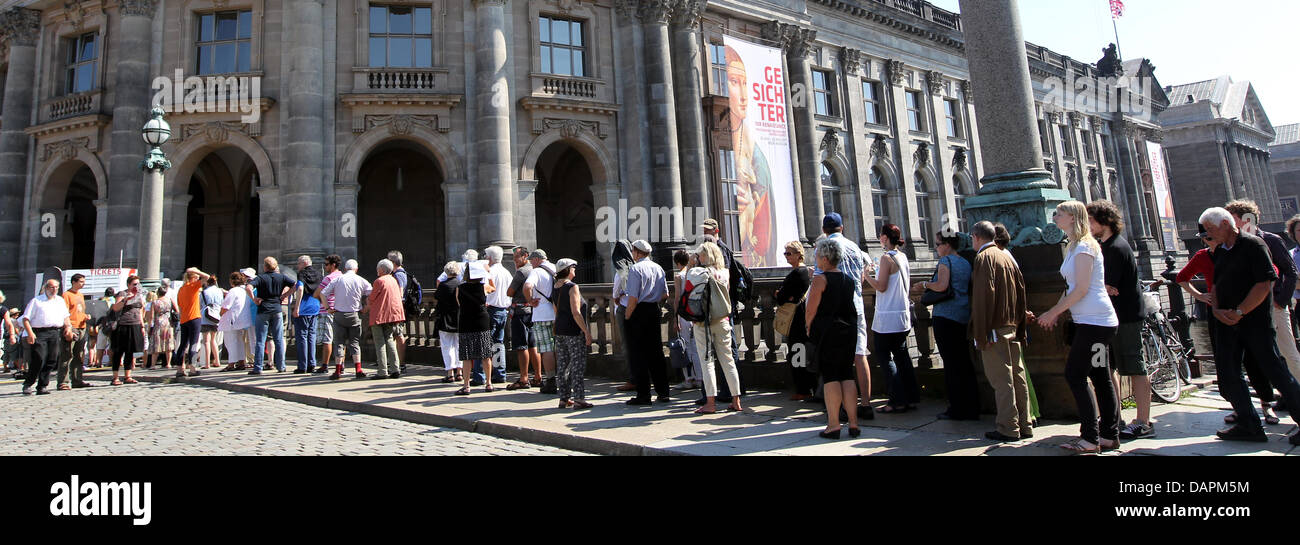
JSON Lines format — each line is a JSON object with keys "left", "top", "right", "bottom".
{"left": 21, "top": 279, "right": 73, "bottom": 395}
{"left": 523, "top": 249, "right": 558, "bottom": 394}
{"left": 320, "top": 259, "right": 371, "bottom": 379}
{"left": 478, "top": 246, "right": 513, "bottom": 385}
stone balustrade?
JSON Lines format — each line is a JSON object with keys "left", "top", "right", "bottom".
{"left": 42, "top": 90, "right": 102, "bottom": 122}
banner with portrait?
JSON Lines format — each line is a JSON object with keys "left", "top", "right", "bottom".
{"left": 1146, "top": 142, "right": 1178, "bottom": 251}
{"left": 722, "top": 35, "right": 799, "bottom": 268}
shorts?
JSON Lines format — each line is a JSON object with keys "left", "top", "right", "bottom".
{"left": 511, "top": 311, "right": 535, "bottom": 351}
{"left": 316, "top": 312, "right": 335, "bottom": 344}
{"left": 94, "top": 331, "right": 110, "bottom": 351}
{"left": 201, "top": 324, "right": 218, "bottom": 333}
{"left": 531, "top": 320, "right": 556, "bottom": 354}
{"left": 855, "top": 312, "right": 869, "bottom": 357}
{"left": 1111, "top": 320, "right": 1146, "bottom": 376}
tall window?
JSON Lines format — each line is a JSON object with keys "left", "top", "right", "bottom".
{"left": 709, "top": 43, "right": 727, "bottom": 97}
{"left": 1081, "top": 130, "right": 1095, "bottom": 161}
{"left": 944, "top": 99, "right": 962, "bottom": 138}
{"left": 914, "top": 174, "right": 932, "bottom": 245}
{"left": 65, "top": 33, "right": 98, "bottom": 94}
{"left": 871, "top": 168, "right": 890, "bottom": 235}
{"left": 539, "top": 16, "right": 586, "bottom": 77}
{"left": 1062, "top": 125, "right": 1077, "bottom": 158}
{"left": 953, "top": 175, "right": 968, "bottom": 233}
{"left": 197, "top": 10, "right": 252, "bottom": 74}
{"left": 812, "top": 70, "right": 835, "bottom": 116}
{"left": 1039, "top": 120, "right": 1053, "bottom": 156}
{"left": 369, "top": 5, "right": 433, "bottom": 68}
{"left": 861, "top": 80, "right": 882, "bottom": 125}
{"left": 821, "top": 163, "right": 840, "bottom": 217}
{"left": 906, "top": 90, "right": 926, "bottom": 132}
{"left": 718, "top": 150, "right": 742, "bottom": 248}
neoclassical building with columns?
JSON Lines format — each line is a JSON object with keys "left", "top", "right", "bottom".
{"left": 0, "top": 0, "right": 1175, "bottom": 300}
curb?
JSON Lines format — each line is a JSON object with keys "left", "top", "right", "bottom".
{"left": 128, "top": 373, "right": 680, "bottom": 456}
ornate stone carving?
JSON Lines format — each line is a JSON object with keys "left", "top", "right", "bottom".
{"left": 913, "top": 142, "right": 930, "bottom": 169}
{"left": 926, "top": 71, "right": 944, "bottom": 95}
{"left": 365, "top": 114, "right": 437, "bottom": 136}
{"left": 118, "top": 0, "right": 157, "bottom": 18}
{"left": 819, "top": 130, "right": 839, "bottom": 155}
{"left": 839, "top": 48, "right": 862, "bottom": 75}
{"left": 1088, "top": 115, "right": 1105, "bottom": 132}
{"left": 1045, "top": 111, "right": 1061, "bottom": 125}
{"left": 1145, "top": 129, "right": 1164, "bottom": 143}
{"left": 41, "top": 137, "right": 90, "bottom": 163}
{"left": 1096, "top": 43, "right": 1123, "bottom": 78}
{"left": 471, "top": 0, "right": 508, "bottom": 5}
{"left": 886, "top": 60, "right": 906, "bottom": 86}
{"left": 1067, "top": 112, "right": 1083, "bottom": 127}
{"left": 870, "top": 135, "right": 889, "bottom": 160}
{"left": 613, "top": 0, "right": 637, "bottom": 21}
{"left": 0, "top": 8, "right": 42, "bottom": 47}
{"left": 960, "top": 80, "right": 973, "bottom": 103}
{"left": 63, "top": 1, "right": 88, "bottom": 31}
{"left": 952, "top": 148, "right": 967, "bottom": 172}
{"left": 556, "top": 0, "right": 582, "bottom": 15}
{"left": 637, "top": 0, "right": 674, "bottom": 25}
{"left": 180, "top": 121, "right": 249, "bottom": 143}
{"left": 760, "top": 21, "right": 816, "bottom": 60}
{"left": 544, "top": 118, "right": 601, "bottom": 140}
{"left": 670, "top": 0, "right": 704, "bottom": 28}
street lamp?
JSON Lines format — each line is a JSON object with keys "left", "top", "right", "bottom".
{"left": 137, "top": 107, "right": 172, "bottom": 290}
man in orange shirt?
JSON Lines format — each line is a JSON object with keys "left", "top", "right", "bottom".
{"left": 174, "top": 267, "right": 211, "bottom": 378}
{"left": 57, "top": 274, "right": 93, "bottom": 390}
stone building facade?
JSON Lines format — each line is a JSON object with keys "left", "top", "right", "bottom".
{"left": 1271, "top": 123, "right": 1300, "bottom": 218}
{"left": 0, "top": 0, "right": 1173, "bottom": 299}
{"left": 1161, "top": 76, "right": 1282, "bottom": 244}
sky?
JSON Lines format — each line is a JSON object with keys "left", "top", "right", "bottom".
{"left": 928, "top": 0, "right": 1300, "bottom": 131}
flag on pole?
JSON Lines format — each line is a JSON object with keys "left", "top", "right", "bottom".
{"left": 1110, "top": 0, "right": 1125, "bottom": 19}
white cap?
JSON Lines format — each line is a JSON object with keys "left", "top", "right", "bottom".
{"left": 632, "top": 240, "right": 653, "bottom": 253}
{"left": 555, "top": 258, "right": 578, "bottom": 273}
{"left": 240, "top": 268, "right": 256, "bottom": 279}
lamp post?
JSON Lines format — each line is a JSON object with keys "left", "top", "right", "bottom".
{"left": 137, "top": 107, "right": 172, "bottom": 290}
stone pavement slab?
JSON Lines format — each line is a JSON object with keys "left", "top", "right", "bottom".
{"left": 56, "top": 364, "right": 1298, "bottom": 456}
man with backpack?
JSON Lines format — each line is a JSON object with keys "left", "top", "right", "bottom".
{"left": 388, "top": 250, "right": 420, "bottom": 373}
{"left": 523, "top": 249, "right": 560, "bottom": 394}
{"left": 623, "top": 240, "right": 672, "bottom": 405}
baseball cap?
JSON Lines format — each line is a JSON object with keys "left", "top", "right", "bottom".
{"left": 555, "top": 258, "right": 578, "bottom": 272}
{"left": 632, "top": 240, "right": 653, "bottom": 253}
{"left": 701, "top": 218, "right": 719, "bottom": 231}
{"left": 823, "top": 212, "right": 843, "bottom": 230}
{"left": 528, "top": 249, "right": 548, "bottom": 261}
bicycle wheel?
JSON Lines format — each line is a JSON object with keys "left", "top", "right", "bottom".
{"left": 1160, "top": 322, "right": 1193, "bottom": 384}
{"left": 1145, "top": 323, "right": 1182, "bottom": 403}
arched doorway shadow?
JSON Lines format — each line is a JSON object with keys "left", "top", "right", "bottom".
{"left": 36, "top": 162, "right": 99, "bottom": 270}
{"left": 356, "top": 140, "right": 445, "bottom": 284}
{"left": 535, "top": 143, "right": 598, "bottom": 283}
{"left": 183, "top": 148, "right": 260, "bottom": 277}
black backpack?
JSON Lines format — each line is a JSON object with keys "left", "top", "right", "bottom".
{"left": 401, "top": 269, "right": 423, "bottom": 313}
{"left": 729, "top": 258, "right": 753, "bottom": 304}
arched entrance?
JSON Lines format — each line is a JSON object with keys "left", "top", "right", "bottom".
{"left": 534, "top": 142, "right": 598, "bottom": 283}
{"left": 184, "top": 148, "right": 259, "bottom": 277}
{"left": 356, "top": 141, "right": 445, "bottom": 284}
{"left": 35, "top": 161, "right": 100, "bottom": 270}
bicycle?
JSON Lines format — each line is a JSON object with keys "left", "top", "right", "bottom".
{"left": 1140, "top": 280, "right": 1193, "bottom": 403}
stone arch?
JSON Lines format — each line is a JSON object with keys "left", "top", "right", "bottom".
{"left": 821, "top": 151, "right": 860, "bottom": 242}
{"left": 518, "top": 128, "right": 614, "bottom": 186}
{"left": 952, "top": 168, "right": 976, "bottom": 196}
{"left": 167, "top": 129, "right": 276, "bottom": 197}
{"left": 339, "top": 123, "right": 463, "bottom": 185}
{"left": 33, "top": 149, "right": 107, "bottom": 210}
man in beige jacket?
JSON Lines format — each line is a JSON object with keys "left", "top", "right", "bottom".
{"left": 968, "top": 221, "right": 1032, "bottom": 442}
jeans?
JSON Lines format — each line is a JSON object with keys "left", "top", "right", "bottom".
{"left": 294, "top": 315, "right": 318, "bottom": 371}
{"left": 473, "top": 307, "right": 509, "bottom": 383}
{"left": 254, "top": 311, "right": 285, "bottom": 372}
{"left": 57, "top": 327, "right": 87, "bottom": 387}
{"left": 933, "top": 317, "right": 979, "bottom": 419}
{"left": 875, "top": 329, "right": 918, "bottom": 407}
{"left": 1064, "top": 324, "right": 1119, "bottom": 444}
{"left": 1213, "top": 318, "right": 1300, "bottom": 430}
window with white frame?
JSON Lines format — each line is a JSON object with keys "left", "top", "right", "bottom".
{"left": 953, "top": 175, "right": 968, "bottom": 234}
{"left": 944, "top": 99, "right": 963, "bottom": 138}
{"left": 821, "top": 163, "right": 841, "bottom": 217}
{"left": 539, "top": 16, "right": 586, "bottom": 77}
{"left": 862, "top": 79, "right": 882, "bottom": 126}
{"left": 196, "top": 10, "right": 252, "bottom": 74}
{"left": 65, "top": 32, "right": 98, "bottom": 94}
{"left": 1081, "top": 129, "right": 1095, "bottom": 161}
{"left": 709, "top": 43, "right": 727, "bottom": 97}
{"left": 906, "top": 90, "right": 926, "bottom": 132}
{"left": 871, "top": 168, "right": 890, "bottom": 235}
{"left": 718, "top": 149, "right": 742, "bottom": 248}
{"left": 1039, "top": 119, "right": 1054, "bottom": 155}
{"left": 914, "top": 173, "right": 932, "bottom": 245}
{"left": 368, "top": 5, "right": 433, "bottom": 68}
{"left": 812, "top": 69, "right": 836, "bottom": 116}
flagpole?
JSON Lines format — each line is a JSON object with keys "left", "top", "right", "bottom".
{"left": 1112, "top": 17, "right": 1123, "bottom": 60}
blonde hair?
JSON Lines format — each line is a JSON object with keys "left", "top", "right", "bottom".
{"left": 696, "top": 242, "right": 726, "bottom": 271}
{"left": 783, "top": 241, "right": 804, "bottom": 262}
{"left": 1057, "top": 200, "right": 1098, "bottom": 254}
{"left": 146, "top": 292, "right": 158, "bottom": 303}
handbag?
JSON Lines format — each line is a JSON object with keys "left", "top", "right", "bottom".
{"left": 919, "top": 257, "right": 955, "bottom": 306}
{"left": 774, "top": 303, "right": 798, "bottom": 336}
{"left": 668, "top": 337, "right": 690, "bottom": 369}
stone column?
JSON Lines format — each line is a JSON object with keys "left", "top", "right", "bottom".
{"left": 472, "top": 0, "right": 515, "bottom": 248}
{"left": 958, "top": 0, "right": 1074, "bottom": 417}
{"left": 1225, "top": 143, "right": 1247, "bottom": 197}
{"left": 639, "top": 0, "right": 686, "bottom": 253}
{"left": 283, "top": 0, "right": 327, "bottom": 260}
{"left": 613, "top": 0, "right": 652, "bottom": 213}
{"left": 93, "top": 199, "right": 110, "bottom": 266}
{"left": 773, "top": 23, "right": 824, "bottom": 241}
{"left": 105, "top": 1, "right": 157, "bottom": 267}
{"left": 669, "top": 0, "right": 709, "bottom": 226}
{"left": 1216, "top": 141, "right": 1237, "bottom": 200}
{"left": 0, "top": 7, "right": 40, "bottom": 295}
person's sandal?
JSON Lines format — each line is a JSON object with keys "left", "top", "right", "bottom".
{"left": 454, "top": 386, "right": 470, "bottom": 396}
{"left": 506, "top": 379, "right": 530, "bottom": 390}
{"left": 1264, "top": 410, "right": 1281, "bottom": 426}
{"left": 530, "top": 377, "right": 543, "bottom": 388}
{"left": 441, "top": 376, "right": 456, "bottom": 384}
{"left": 123, "top": 378, "right": 138, "bottom": 384}
{"left": 573, "top": 400, "right": 593, "bottom": 409}
{"left": 111, "top": 379, "right": 122, "bottom": 386}
{"left": 1059, "top": 438, "right": 1100, "bottom": 455}
{"left": 693, "top": 406, "right": 717, "bottom": 415}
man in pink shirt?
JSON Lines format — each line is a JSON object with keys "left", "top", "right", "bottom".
{"left": 312, "top": 254, "right": 344, "bottom": 373}
{"left": 368, "top": 259, "right": 406, "bottom": 379}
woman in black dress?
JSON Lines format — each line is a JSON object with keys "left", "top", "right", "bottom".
{"left": 805, "top": 238, "right": 860, "bottom": 439}
{"left": 434, "top": 262, "right": 463, "bottom": 384}
{"left": 455, "top": 263, "right": 493, "bottom": 395}
{"left": 774, "top": 241, "right": 814, "bottom": 401}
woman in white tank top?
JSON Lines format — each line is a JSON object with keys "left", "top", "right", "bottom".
{"left": 865, "top": 224, "right": 916, "bottom": 413}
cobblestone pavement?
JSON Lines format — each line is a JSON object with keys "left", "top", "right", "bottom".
{"left": 0, "top": 381, "right": 585, "bottom": 456}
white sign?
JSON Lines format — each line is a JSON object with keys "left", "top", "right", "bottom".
{"left": 1147, "top": 142, "right": 1178, "bottom": 251}
{"left": 722, "top": 35, "right": 799, "bottom": 268}
{"left": 34, "top": 268, "right": 137, "bottom": 299}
